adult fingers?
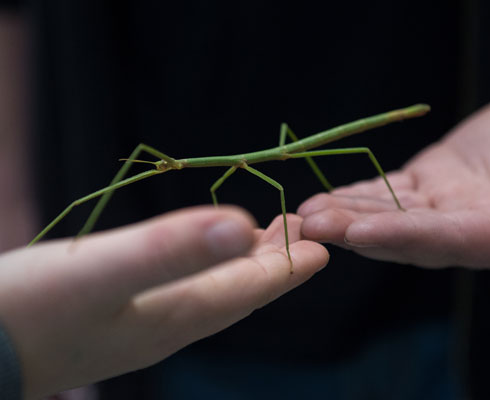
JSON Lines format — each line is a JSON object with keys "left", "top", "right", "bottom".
{"left": 9, "top": 206, "right": 257, "bottom": 306}
{"left": 298, "top": 192, "right": 398, "bottom": 216}
{"left": 298, "top": 189, "right": 430, "bottom": 217}
{"left": 300, "top": 207, "right": 364, "bottom": 245}
{"left": 255, "top": 213, "right": 303, "bottom": 250}
{"left": 342, "top": 209, "right": 490, "bottom": 268}
{"left": 298, "top": 187, "right": 431, "bottom": 245}
{"left": 125, "top": 218, "right": 329, "bottom": 363}
{"left": 81, "top": 205, "right": 258, "bottom": 300}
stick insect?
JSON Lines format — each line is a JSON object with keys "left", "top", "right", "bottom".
{"left": 29, "top": 104, "right": 430, "bottom": 272}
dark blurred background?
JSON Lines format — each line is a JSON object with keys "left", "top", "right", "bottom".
{"left": 2, "top": 0, "right": 490, "bottom": 398}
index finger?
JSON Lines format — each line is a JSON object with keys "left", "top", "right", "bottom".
{"left": 125, "top": 216, "right": 329, "bottom": 361}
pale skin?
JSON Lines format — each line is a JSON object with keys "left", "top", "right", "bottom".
{"left": 298, "top": 103, "right": 490, "bottom": 269}
{"left": 0, "top": 10, "right": 329, "bottom": 399}
{"left": 0, "top": 206, "right": 328, "bottom": 399}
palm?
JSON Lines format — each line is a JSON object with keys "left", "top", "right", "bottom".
{"left": 298, "top": 104, "right": 490, "bottom": 268}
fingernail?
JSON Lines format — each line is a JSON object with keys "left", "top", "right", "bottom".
{"left": 205, "top": 218, "right": 253, "bottom": 259}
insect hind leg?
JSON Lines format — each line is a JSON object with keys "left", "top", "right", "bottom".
{"left": 290, "top": 147, "right": 404, "bottom": 210}
{"left": 279, "top": 123, "right": 333, "bottom": 191}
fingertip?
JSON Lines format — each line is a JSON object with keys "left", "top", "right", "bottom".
{"left": 145, "top": 205, "right": 257, "bottom": 262}
{"left": 291, "top": 240, "right": 329, "bottom": 273}
{"left": 301, "top": 209, "right": 356, "bottom": 244}
{"left": 260, "top": 213, "right": 303, "bottom": 245}
{"left": 297, "top": 193, "right": 329, "bottom": 216}
{"left": 301, "top": 213, "right": 326, "bottom": 240}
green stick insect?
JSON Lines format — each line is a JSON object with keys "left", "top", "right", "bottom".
{"left": 29, "top": 104, "right": 430, "bottom": 272}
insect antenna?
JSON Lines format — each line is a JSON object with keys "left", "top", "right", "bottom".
{"left": 118, "top": 158, "right": 159, "bottom": 166}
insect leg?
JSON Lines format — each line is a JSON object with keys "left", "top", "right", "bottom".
{"left": 209, "top": 166, "right": 238, "bottom": 207}
{"left": 289, "top": 147, "right": 404, "bottom": 210}
{"left": 78, "top": 143, "right": 173, "bottom": 236}
{"left": 279, "top": 123, "right": 333, "bottom": 191}
{"left": 243, "top": 165, "right": 293, "bottom": 273}
{"left": 29, "top": 169, "right": 161, "bottom": 246}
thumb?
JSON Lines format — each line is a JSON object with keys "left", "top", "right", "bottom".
{"left": 6, "top": 206, "right": 256, "bottom": 305}
{"left": 81, "top": 205, "right": 257, "bottom": 299}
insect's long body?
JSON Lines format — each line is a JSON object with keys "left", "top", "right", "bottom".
{"left": 29, "top": 104, "right": 430, "bottom": 272}
{"left": 177, "top": 104, "right": 429, "bottom": 169}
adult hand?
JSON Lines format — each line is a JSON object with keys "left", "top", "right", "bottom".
{"left": 0, "top": 206, "right": 328, "bottom": 399}
{"left": 298, "top": 104, "right": 490, "bottom": 269}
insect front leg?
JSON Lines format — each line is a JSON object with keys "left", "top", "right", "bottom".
{"left": 29, "top": 170, "right": 161, "bottom": 245}
{"left": 78, "top": 143, "right": 173, "bottom": 236}
{"left": 209, "top": 166, "right": 238, "bottom": 207}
